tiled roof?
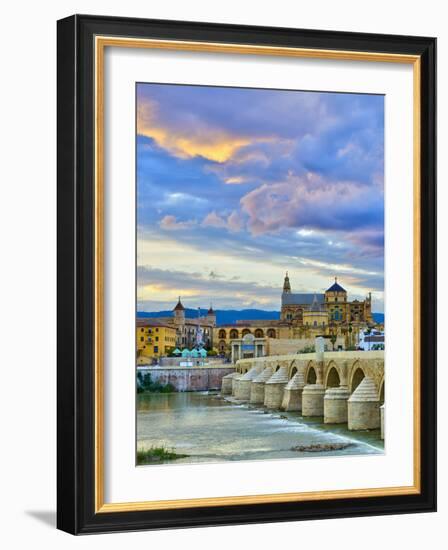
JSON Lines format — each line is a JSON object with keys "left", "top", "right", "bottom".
{"left": 326, "top": 281, "right": 346, "bottom": 293}
{"left": 136, "top": 318, "right": 176, "bottom": 330}
{"left": 281, "top": 293, "right": 325, "bottom": 306}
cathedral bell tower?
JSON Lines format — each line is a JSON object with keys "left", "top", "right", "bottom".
{"left": 283, "top": 271, "right": 291, "bottom": 294}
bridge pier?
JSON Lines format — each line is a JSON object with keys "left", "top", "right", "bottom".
{"left": 281, "top": 370, "right": 305, "bottom": 411}
{"left": 324, "top": 386, "right": 350, "bottom": 423}
{"left": 302, "top": 384, "right": 325, "bottom": 416}
{"left": 264, "top": 366, "right": 289, "bottom": 409}
{"left": 348, "top": 376, "right": 380, "bottom": 430}
{"left": 234, "top": 366, "right": 263, "bottom": 401}
{"left": 250, "top": 366, "right": 274, "bottom": 404}
{"left": 221, "top": 372, "right": 237, "bottom": 395}
{"left": 231, "top": 372, "right": 244, "bottom": 396}
{"left": 302, "top": 350, "right": 325, "bottom": 417}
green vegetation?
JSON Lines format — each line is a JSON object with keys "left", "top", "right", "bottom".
{"left": 137, "top": 372, "right": 175, "bottom": 393}
{"left": 137, "top": 446, "right": 189, "bottom": 465}
{"left": 298, "top": 345, "right": 315, "bottom": 354}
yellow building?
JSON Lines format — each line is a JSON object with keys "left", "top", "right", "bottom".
{"left": 302, "top": 294, "right": 329, "bottom": 328}
{"left": 136, "top": 319, "right": 177, "bottom": 363}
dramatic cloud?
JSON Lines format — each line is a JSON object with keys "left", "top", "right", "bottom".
{"left": 136, "top": 83, "right": 385, "bottom": 312}
{"left": 240, "top": 172, "right": 383, "bottom": 237}
{"left": 138, "top": 98, "right": 257, "bottom": 162}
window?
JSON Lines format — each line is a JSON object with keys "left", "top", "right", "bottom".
{"left": 155, "top": 337, "right": 159, "bottom": 342}
{"left": 140, "top": 337, "right": 144, "bottom": 342}
{"left": 154, "top": 346, "right": 159, "bottom": 353}
{"left": 156, "top": 328, "right": 159, "bottom": 332}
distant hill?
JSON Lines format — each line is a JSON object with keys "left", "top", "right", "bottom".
{"left": 137, "top": 309, "right": 384, "bottom": 326}
{"left": 372, "top": 312, "right": 384, "bottom": 324}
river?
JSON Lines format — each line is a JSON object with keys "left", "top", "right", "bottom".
{"left": 137, "top": 391, "right": 384, "bottom": 465}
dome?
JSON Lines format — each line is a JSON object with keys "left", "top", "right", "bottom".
{"left": 326, "top": 277, "right": 346, "bottom": 293}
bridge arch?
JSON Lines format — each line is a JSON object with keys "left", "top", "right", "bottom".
{"left": 350, "top": 363, "right": 366, "bottom": 393}
{"left": 379, "top": 377, "right": 385, "bottom": 404}
{"left": 290, "top": 366, "right": 298, "bottom": 379}
{"left": 305, "top": 362, "right": 317, "bottom": 384}
{"left": 325, "top": 364, "right": 341, "bottom": 388}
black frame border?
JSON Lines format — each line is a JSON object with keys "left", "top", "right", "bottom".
{"left": 57, "top": 14, "right": 436, "bottom": 535}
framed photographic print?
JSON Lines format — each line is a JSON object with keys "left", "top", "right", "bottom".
{"left": 57, "top": 14, "right": 436, "bottom": 534}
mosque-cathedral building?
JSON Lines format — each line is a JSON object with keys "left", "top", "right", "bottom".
{"left": 213, "top": 274, "right": 374, "bottom": 359}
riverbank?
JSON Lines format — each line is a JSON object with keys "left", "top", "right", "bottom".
{"left": 137, "top": 365, "right": 235, "bottom": 392}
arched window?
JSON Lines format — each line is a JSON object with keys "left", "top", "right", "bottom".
{"left": 229, "top": 329, "right": 239, "bottom": 339}
{"left": 267, "top": 329, "right": 276, "bottom": 338}
{"left": 254, "top": 329, "right": 264, "bottom": 338}
{"left": 218, "top": 329, "right": 226, "bottom": 339}
{"left": 242, "top": 328, "right": 251, "bottom": 337}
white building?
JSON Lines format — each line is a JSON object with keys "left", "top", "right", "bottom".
{"left": 358, "top": 328, "right": 385, "bottom": 351}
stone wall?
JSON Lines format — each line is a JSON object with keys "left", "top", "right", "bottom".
{"left": 138, "top": 365, "right": 235, "bottom": 392}
{"left": 267, "top": 337, "right": 345, "bottom": 356}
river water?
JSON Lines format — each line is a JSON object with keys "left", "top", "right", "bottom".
{"left": 137, "top": 391, "right": 384, "bottom": 465}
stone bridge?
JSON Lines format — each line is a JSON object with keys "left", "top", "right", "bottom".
{"left": 221, "top": 351, "right": 385, "bottom": 437}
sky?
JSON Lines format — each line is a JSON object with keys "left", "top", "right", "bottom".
{"left": 136, "top": 83, "right": 384, "bottom": 313}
